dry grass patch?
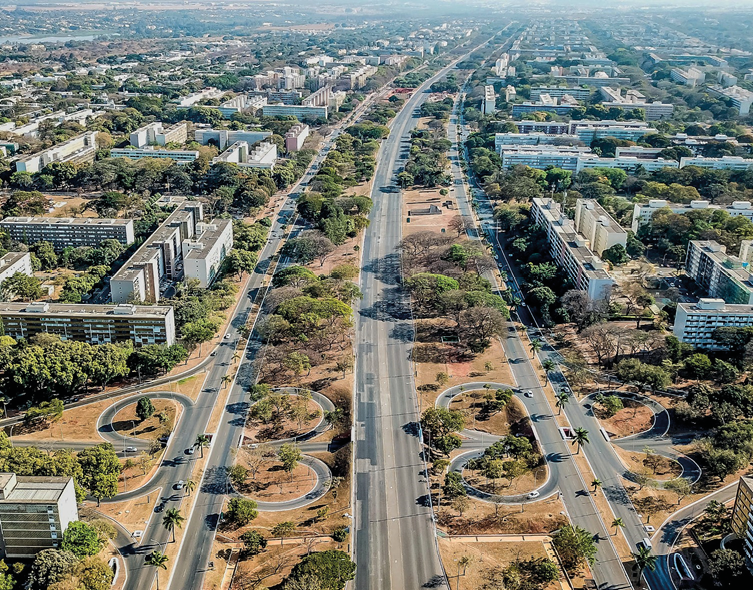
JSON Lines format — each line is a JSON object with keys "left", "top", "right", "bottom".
{"left": 244, "top": 396, "right": 321, "bottom": 443}
{"left": 464, "top": 464, "right": 548, "bottom": 496}
{"left": 448, "top": 391, "right": 526, "bottom": 436}
{"left": 597, "top": 402, "right": 654, "bottom": 439}
{"left": 239, "top": 459, "right": 317, "bottom": 502}
{"left": 112, "top": 399, "right": 179, "bottom": 440}
{"left": 613, "top": 446, "right": 682, "bottom": 481}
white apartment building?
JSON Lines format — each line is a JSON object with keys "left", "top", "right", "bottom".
{"left": 679, "top": 156, "right": 753, "bottom": 171}
{"left": 194, "top": 128, "right": 272, "bottom": 151}
{"left": 182, "top": 219, "right": 234, "bottom": 288}
{"left": 174, "top": 88, "right": 225, "bottom": 108}
{"left": 514, "top": 121, "right": 570, "bottom": 134}
{"left": 0, "top": 252, "right": 32, "bottom": 284}
{"left": 0, "top": 474, "right": 78, "bottom": 559}
{"left": 530, "top": 86, "right": 591, "bottom": 101}
{"left": 670, "top": 67, "right": 705, "bottom": 87}
{"left": 500, "top": 149, "right": 588, "bottom": 172}
{"left": 631, "top": 200, "right": 753, "bottom": 232}
{"left": 574, "top": 125, "right": 655, "bottom": 144}
{"left": 218, "top": 95, "right": 267, "bottom": 118}
{"left": 129, "top": 122, "right": 188, "bottom": 148}
{"left": 285, "top": 124, "right": 310, "bottom": 152}
{"left": 674, "top": 299, "right": 753, "bottom": 349}
{"left": 578, "top": 156, "right": 679, "bottom": 173}
{"left": 262, "top": 104, "right": 328, "bottom": 119}
{"left": 110, "top": 201, "right": 203, "bottom": 304}
{"left": 111, "top": 147, "right": 199, "bottom": 164}
{"left": 573, "top": 199, "right": 627, "bottom": 256}
{"left": 707, "top": 85, "right": 753, "bottom": 115}
{"left": 0, "top": 217, "right": 135, "bottom": 250}
{"left": 530, "top": 198, "right": 615, "bottom": 300}
{"left": 686, "top": 240, "right": 753, "bottom": 305}
{"left": 495, "top": 133, "right": 581, "bottom": 151}
{"left": 212, "top": 141, "right": 277, "bottom": 170}
{"left": 599, "top": 87, "right": 674, "bottom": 120}
{"left": 718, "top": 71, "right": 738, "bottom": 88}
{"left": 15, "top": 131, "right": 98, "bottom": 174}
{"left": 0, "top": 302, "right": 176, "bottom": 347}
{"left": 483, "top": 85, "right": 497, "bottom": 115}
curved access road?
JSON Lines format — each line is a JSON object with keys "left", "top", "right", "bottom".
{"left": 251, "top": 455, "right": 332, "bottom": 512}
{"left": 581, "top": 391, "right": 702, "bottom": 485}
{"left": 247, "top": 387, "right": 335, "bottom": 446}
{"left": 436, "top": 383, "right": 558, "bottom": 504}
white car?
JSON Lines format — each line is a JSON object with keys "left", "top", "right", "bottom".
{"left": 125, "top": 446, "right": 137, "bottom": 453}
{"left": 175, "top": 480, "right": 184, "bottom": 490}
{"left": 526, "top": 491, "right": 540, "bottom": 499}
{"left": 524, "top": 390, "right": 533, "bottom": 398}
{"left": 224, "top": 334, "right": 230, "bottom": 340}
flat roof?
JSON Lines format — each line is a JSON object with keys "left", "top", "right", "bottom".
{"left": 0, "top": 217, "right": 132, "bottom": 227}
{"left": 0, "top": 476, "right": 71, "bottom": 503}
{"left": 184, "top": 219, "right": 232, "bottom": 261}
{"left": 678, "top": 301, "right": 753, "bottom": 315}
{"left": 577, "top": 199, "right": 627, "bottom": 235}
{"left": 0, "top": 302, "right": 173, "bottom": 318}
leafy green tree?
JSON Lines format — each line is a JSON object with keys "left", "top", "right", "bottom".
{"left": 272, "top": 520, "right": 297, "bottom": 541}
{"left": 420, "top": 408, "right": 465, "bottom": 449}
{"left": 136, "top": 396, "right": 155, "bottom": 422}
{"left": 0, "top": 272, "right": 43, "bottom": 302}
{"left": 602, "top": 243, "right": 629, "bottom": 265}
{"left": 278, "top": 443, "right": 303, "bottom": 473}
{"left": 288, "top": 550, "right": 356, "bottom": 590}
{"left": 240, "top": 530, "right": 268, "bottom": 556}
{"left": 442, "top": 471, "right": 466, "bottom": 500}
{"left": 26, "top": 549, "right": 78, "bottom": 590}
{"left": 552, "top": 525, "right": 597, "bottom": 570}
{"left": 572, "top": 427, "right": 590, "bottom": 455}
{"left": 61, "top": 521, "right": 102, "bottom": 558}
{"left": 225, "top": 497, "right": 258, "bottom": 526}
{"left": 69, "top": 556, "right": 115, "bottom": 590}
{"left": 708, "top": 549, "right": 745, "bottom": 587}
{"left": 77, "top": 443, "right": 121, "bottom": 506}
{"left": 631, "top": 546, "right": 657, "bottom": 581}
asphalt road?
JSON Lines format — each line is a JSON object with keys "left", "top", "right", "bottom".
{"left": 449, "top": 91, "right": 632, "bottom": 588}
{"left": 351, "top": 29, "right": 516, "bottom": 590}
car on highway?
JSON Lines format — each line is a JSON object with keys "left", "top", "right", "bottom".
{"left": 186, "top": 447, "right": 195, "bottom": 455}
{"left": 175, "top": 480, "right": 184, "bottom": 490}
{"left": 524, "top": 390, "right": 533, "bottom": 398}
{"left": 224, "top": 334, "right": 230, "bottom": 339}
{"left": 526, "top": 491, "right": 540, "bottom": 499}
{"left": 154, "top": 504, "right": 164, "bottom": 513}
{"left": 125, "top": 446, "right": 137, "bottom": 453}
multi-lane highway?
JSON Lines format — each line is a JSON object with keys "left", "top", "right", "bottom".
{"left": 447, "top": 86, "right": 633, "bottom": 588}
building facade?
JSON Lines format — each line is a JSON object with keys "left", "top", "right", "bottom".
{"left": 285, "top": 124, "right": 310, "bottom": 152}
{"left": 0, "top": 302, "right": 176, "bottom": 346}
{"left": 573, "top": 199, "right": 627, "bottom": 256}
{"left": 0, "top": 473, "right": 78, "bottom": 559}
{"left": 129, "top": 122, "right": 188, "bottom": 148}
{"left": 194, "top": 128, "right": 272, "bottom": 151}
{"left": 262, "top": 104, "right": 328, "bottom": 119}
{"left": 15, "top": 131, "right": 98, "bottom": 174}
{"left": 110, "top": 148, "right": 199, "bottom": 164}
{"left": 0, "top": 217, "right": 135, "bottom": 251}
{"left": 530, "top": 198, "right": 614, "bottom": 300}
{"left": 674, "top": 299, "right": 753, "bottom": 349}
{"left": 731, "top": 476, "right": 753, "bottom": 575}
{"left": 0, "top": 253, "right": 32, "bottom": 284}
{"left": 685, "top": 240, "right": 753, "bottom": 305}
{"left": 182, "top": 219, "right": 234, "bottom": 288}
{"left": 631, "top": 200, "right": 753, "bottom": 232}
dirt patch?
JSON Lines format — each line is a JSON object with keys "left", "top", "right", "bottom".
{"left": 145, "top": 371, "right": 209, "bottom": 402}
{"left": 613, "top": 446, "right": 683, "bottom": 481}
{"left": 112, "top": 399, "right": 179, "bottom": 440}
{"left": 464, "top": 464, "right": 548, "bottom": 496}
{"left": 238, "top": 459, "right": 317, "bottom": 502}
{"left": 85, "top": 491, "right": 159, "bottom": 536}
{"left": 403, "top": 187, "right": 459, "bottom": 236}
{"left": 597, "top": 401, "right": 654, "bottom": 439}
{"left": 230, "top": 538, "right": 339, "bottom": 590}
{"left": 438, "top": 537, "right": 563, "bottom": 590}
{"left": 244, "top": 396, "right": 321, "bottom": 443}
{"left": 448, "top": 391, "right": 526, "bottom": 436}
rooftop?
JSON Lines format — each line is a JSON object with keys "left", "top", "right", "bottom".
{"left": 0, "top": 216, "right": 132, "bottom": 227}
{"left": 0, "top": 302, "right": 174, "bottom": 318}
{"left": 0, "top": 474, "right": 72, "bottom": 503}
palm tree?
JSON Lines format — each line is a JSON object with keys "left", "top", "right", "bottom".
{"left": 611, "top": 517, "right": 625, "bottom": 536}
{"left": 591, "top": 478, "right": 602, "bottom": 495}
{"left": 145, "top": 550, "right": 169, "bottom": 590}
{"left": 542, "top": 359, "right": 555, "bottom": 385}
{"left": 232, "top": 351, "right": 240, "bottom": 364}
{"left": 184, "top": 479, "right": 196, "bottom": 496}
{"left": 221, "top": 375, "right": 233, "bottom": 389}
{"left": 555, "top": 392, "right": 570, "bottom": 415}
{"left": 632, "top": 546, "right": 657, "bottom": 581}
{"left": 195, "top": 434, "right": 210, "bottom": 458}
{"left": 572, "top": 427, "right": 590, "bottom": 454}
{"left": 529, "top": 339, "right": 543, "bottom": 358}
{"left": 162, "top": 508, "right": 185, "bottom": 543}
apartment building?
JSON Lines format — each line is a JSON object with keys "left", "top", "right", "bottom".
{"left": 0, "top": 252, "right": 32, "bottom": 284}
{"left": 110, "top": 147, "right": 199, "bottom": 164}
{"left": 573, "top": 199, "right": 627, "bottom": 256}
{"left": 495, "top": 133, "right": 581, "bottom": 151}
{"left": 285, "top": 124, "right": 310, "bottom": 152}
{"left": 15, "top": 131, "right": 98, "bottom": 174}
{"left": 674, "top": 299, "right": 753, "bottom": 349}
{"left": 483, "top": 85, "right": 497, "bottom": 115}
{"left": 578, "top": 156, "right": 679, "bottom": 173}
{"left": 670, "top": 67, "right": 705, "bottom": 87}
{"left": 568, "top": 120, "right": 650, "bottom": 134}
{"left": 194, "top": 128, "right": 272, "bottom": 151}
{"left": 303, "top": 86, "right": 332, "bottom": 108}
{"left": 511, "top": 100, "right": 578, "bottom": 117}
{"left": 129, "top": 122, "right": 188, "bottom": 148}
{"left": 599, "top": 87, "right": 674, "bottom": 120}
{"left": 679, "top": 156, "right": 753, "bottom": 171}
{"left": 500, "top": 149, "right": 586, "bottom": 172}
{"left": 182, "top": 219, "right": 234, "bottom": 288}
{"left": 0, "top": 473, "right": 78, "bottom": 559}
{"left": 110, "top": 201, "right": 203, "bottom": 304}
{"left": 174, "top": 88, "right": 225, "bottom": 108}
{"left": 707, "top": 85, "right": 753, "bottom": 116}
{"left": 218, "top": 95, "right": 267, "bottom": 118}
{"left": 212, "top": 141, "right": 277, "bottom": 170}
{"left": 731, "top": 476, "right": 753, "bottom": 575}
{"left": 513, "top": 121, "right": 570, "bottom": 134}
{"left": 631, "top": 200, "right": 753, "bottom": 232}
{"left": 573, "top": 125, "right": 655, "bottom": 144}
{"left": 0, "top": 217, "right": 135, "bottom": 251}
{"left": 262, "top": 104, "right": 328, "bottom": 119}
{"left": 530, "top": 198, "right": 615, "bottom": 300}
{"left": 530, "top": 86, "right": 591, "bottom": 101}
{"left": 0, "top": 302, "right": 176, "bottom": 346}
{"left": 685, "top": 240, "right": 753, "bottom": 305}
